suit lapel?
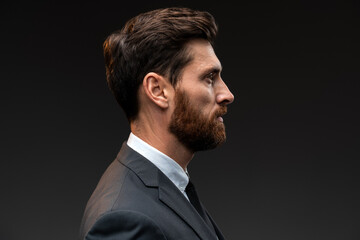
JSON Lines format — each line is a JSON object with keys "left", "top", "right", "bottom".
{"left": 158, "top": 172, "right": 218, "bottom": 240}
{"left": 206, "top": 210, "right": 226, "bottom": 240}
{"left": 117, "top": 143, "right": 219, "bottom": 240}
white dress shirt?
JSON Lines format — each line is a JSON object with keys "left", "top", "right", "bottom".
{"left": 127, "top": 132, "right": 190, "bottom": 200}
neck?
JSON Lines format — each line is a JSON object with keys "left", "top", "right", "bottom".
{"left": 130, "top": 119, "right": 194, "bottom": 170}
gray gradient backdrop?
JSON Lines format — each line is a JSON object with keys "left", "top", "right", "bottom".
{"left": 1, "top": 0, "right": 359, "bottom": 239}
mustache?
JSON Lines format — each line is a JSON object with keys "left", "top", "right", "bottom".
{"left": 214, "top": 106, "right": 227, "bottom": 118}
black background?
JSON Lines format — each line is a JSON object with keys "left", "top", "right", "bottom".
{"left": 1, "top": 0, "right": 359, "bottom": 239}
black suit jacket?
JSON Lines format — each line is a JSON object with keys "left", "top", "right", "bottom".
{"left": 79, "top": 143, "right": 225, "bottom": 240}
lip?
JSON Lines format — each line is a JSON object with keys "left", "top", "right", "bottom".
{"left": 215, "top": 107, "right": 227, "bottom": 123}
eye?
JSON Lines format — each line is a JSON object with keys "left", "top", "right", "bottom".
{"left": 205, "top": 72, "right": 215, "bottom": 85}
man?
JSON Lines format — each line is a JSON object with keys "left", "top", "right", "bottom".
{"left": 79, "top": 7, "right": 234, "bottom": 240}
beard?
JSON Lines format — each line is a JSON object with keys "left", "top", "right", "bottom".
{"left": 169, "top": 90, "right": 227, "bottom": 152}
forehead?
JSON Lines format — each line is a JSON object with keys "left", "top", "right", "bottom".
{"left": 185, "top": 39, "right": 222, "bottom": 72}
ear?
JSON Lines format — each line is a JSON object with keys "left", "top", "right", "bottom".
{"left": 142, "top": 72, "right": 172, "bottom": 109}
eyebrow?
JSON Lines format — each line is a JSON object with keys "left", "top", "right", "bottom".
{"left": 200, "top": 66, "right": 222, "bottom": 78}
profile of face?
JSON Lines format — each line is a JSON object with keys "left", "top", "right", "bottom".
{"left": 169, "top": 39, "right": 234, "bottom": 152}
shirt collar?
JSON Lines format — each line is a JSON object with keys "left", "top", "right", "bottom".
{"left": 126, "top": 132, "right": 189, "bottom": 193}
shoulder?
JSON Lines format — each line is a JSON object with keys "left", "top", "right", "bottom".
{"left": 84, "top": 210, "right": 167, "bottom": 240}
{"left": 80, "top": 157, "right": 161, "bottom": 239}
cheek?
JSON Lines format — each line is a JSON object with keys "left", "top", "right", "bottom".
{"left": 190, "top": 90, "right": 215, "bottom": 115}
{"left": 201, "top": 89, "right": 215, "bottom": 106}
{"left": 188, "top": 86, "right": 214, "bottom": 103}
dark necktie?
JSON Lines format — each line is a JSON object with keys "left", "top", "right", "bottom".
{"left": 185, "top": 180, "right": 217, "bottom": 237}
{"left": 185, "top": 181, "right": 207, "bottom": 221}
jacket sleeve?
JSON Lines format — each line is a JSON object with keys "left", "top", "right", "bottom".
{"left": 85, "top": 210, "right": 167, "bottom": 240}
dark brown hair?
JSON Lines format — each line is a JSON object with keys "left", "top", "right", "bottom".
{"left": 103, "top": 7, "right": 218, "bottom": 121}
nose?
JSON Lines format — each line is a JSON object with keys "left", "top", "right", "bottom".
{"left": 216, "top": 79, "right": 234, "bottom": 105}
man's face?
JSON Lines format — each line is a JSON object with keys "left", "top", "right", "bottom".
{"left": 169, "top": 39, "right": 234, "bottom": 152}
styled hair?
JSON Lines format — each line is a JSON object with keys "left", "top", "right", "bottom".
{"left": 103, "top": 7, "right": 218, "bottom": 121}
